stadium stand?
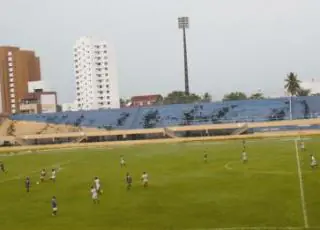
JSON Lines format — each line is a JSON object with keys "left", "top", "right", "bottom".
{"left": 0, "top": 96, "right": 319, "bottom": 146}
{"left": 9, "top": 96, "right": 320, "bottom": 128}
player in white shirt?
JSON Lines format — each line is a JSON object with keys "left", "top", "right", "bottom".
{"left": 40, "top": 169, "right": 46, "bottom": 182}
{"left": 242, "top": 151, "right": 248, "bottom": 164}
{"left": 300, "top": 141, "right": 305, "bottom": 152}
{"left": 310, "top": 154, "right": 317, "bottom": 169}
{"left": 90, "top": 186, "right": 99, "bottom": 204}
{"left": 120, "top": 155, "right": 126, "bottom": 167}
{"left": 94, "top": 177, "right": 102, "bottom": 194}
{"left": 141, "top": 172, "right": 149, "bottom": 188}
{"left": 50, "top": 169, "right": 56, "bottom": 182}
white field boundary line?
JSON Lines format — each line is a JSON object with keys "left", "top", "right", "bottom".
{"left": 0, "top": 136, "right": 314, "bottom": 157}
{"left": 224, "top": 161, "right": 233, "bottom": 170}
{"left": 294, "top": 139, "right": 309, "bottom": 229}
{"left": 190, "top": 226, "right": 320, "bottom": 230}
{"left": 0, "top": 159, "right": 76, "bottom": 184}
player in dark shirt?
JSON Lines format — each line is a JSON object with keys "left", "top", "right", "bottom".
{"left": 25, "top": 177, "right": 31, "bottom": 192}
{"left": 126, "top": 172, "right": 132, "bottom": 190}
{"left": 204, "top": 152, "right": 208, "bottom": 163}
{"left": 0, "top": 161, "right": 7, "bottom": 173}
{"left": 242, "top": 140, "right": 246, "bottom": 151}
{"left": 51, "top": 196, "right": 58, "bottom": 216}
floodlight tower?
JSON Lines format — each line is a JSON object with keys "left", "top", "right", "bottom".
{"left": 178, "top": 17, "right": 190, "bottom": 95}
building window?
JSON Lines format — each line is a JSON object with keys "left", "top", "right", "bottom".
{"left": 11, "top": 99, "right": 15, "bottom": 103}
{"left": 8, "top": 51, "right": 12, "bottom": 56}
{"left": 11, "top": 104, "right": 16, "bottom": 108}
{"left": 9, "top": 73, "right": 14, "bottom": 77}
{"left": 9, "top": 67, "right": 13, "bottom": 72}
{"left": 10, "top": 88, "right": 14, "bottom": 93}
{"left": 107, "top": 102, "right": 110, "bottom": 105}
{"left": 107, "top": 96, "right": 110, "bottom": 99}
{"left": 8, "top": 62, "right": 13, "bottom": 67}
{"left": 10, "top": 93, "right": 15, "bottom": 98}
{"left": 107, "top": 90, "right": 110, "bottom": 93}
{"left": 106, "top": 84, "right": 109, "bottom": 88}
{"left": 8, "top": 57, "right": 13, "bottom": 62}
{"left": 9, "top": 78, "right": 14, "bottom": 83}
{"left": 12, "top": 109, "right": 16, "bottom": 113}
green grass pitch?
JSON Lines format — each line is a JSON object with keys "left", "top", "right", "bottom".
{"left": 0, "top": 137, "right": 320, "bottom": 230}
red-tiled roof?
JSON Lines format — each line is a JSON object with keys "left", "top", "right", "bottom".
{"left": 131, "top": 94, "right": 161, "bottom": 101}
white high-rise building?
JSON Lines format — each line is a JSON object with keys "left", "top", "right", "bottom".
{"left": 73, "top": 37, "right": 120, "bottom": 110}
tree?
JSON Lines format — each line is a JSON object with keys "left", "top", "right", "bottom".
{"left": 201, "top": 92, "right": 212, "bottom": 102}
{"left": 311, "top": 93, "right": 320, "bottom": 96}
{"left": 297, "top": 88, "right": 311, "bottom": 96}
{"left": 285, "top": 72, "right": 301, "bottom": 96}
{"left": 56, "top": 104, "right": 62, "bottom": 112}
{"left": 223, "top": 92, "right": 247, "bottom": 101}
{"left": 163, "top": 91, "right": 201, "bottom": 104}
{"left": 120, "top": 98, "right": 131, "bottom": 107}
{"left": 249, "top": 92, "right": 265, "bottom": 100}
{"left": 154, "top": 95, "right": 164, "bottom": 105}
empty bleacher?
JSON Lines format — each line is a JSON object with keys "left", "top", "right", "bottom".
{"left": 8, "top": 96, "right": 320, "bottom": 132}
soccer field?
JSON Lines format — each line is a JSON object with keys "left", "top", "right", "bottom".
{"left": 0, "top": 138, "right": 320, "bottom": 230}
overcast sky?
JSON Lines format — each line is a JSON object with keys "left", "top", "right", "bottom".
{"left": 1, "top": 0, "right": 320, "bottom": 103}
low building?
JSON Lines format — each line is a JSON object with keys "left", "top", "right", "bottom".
{"left": 19, "top": 90, "right": 58, "bottom": 114}
{"left": 28, "top": 81, "right": 47, "bottom": 93}
{"left": 62, "top": 102, "right": 78, "bottom": 112}
{"left": 131, "top": 94, "right": 162, "bottom": 107}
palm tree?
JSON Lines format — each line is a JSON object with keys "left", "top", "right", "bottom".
{"left": 284, "top": 72, "right": 301, "bottom": 96}
{"left": 201, "top": 92, "right": 212, "bottom": 102}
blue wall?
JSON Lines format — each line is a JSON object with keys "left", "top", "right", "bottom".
{"left": 10, "top": 96, "right": 320, "bottom": 130}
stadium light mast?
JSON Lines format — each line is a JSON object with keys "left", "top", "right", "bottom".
{"left": 178, "top": 17, "right": 190, "bottom": 95}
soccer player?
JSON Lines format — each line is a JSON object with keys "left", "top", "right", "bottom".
{"left": 242, "top": 151, "right": 248, "bottom": 164}
{"left": 300, "top": 141, "right": 306, "bottom": 152}
{"left": 40, "top": 169, "right": 46, "bottom": 182}
{"left": 0, "top": 161, "right": 7, "bottom": 173}
{"left": 310, "top": 154, "right": 317, "bottom": 169}
{"left": 25, "top": 176, "right": 31, "bottom": 193}
{"left": 141, "top": 172, "right": 148, "bottom": 188}
{"left": 203, "top": 152, "right": 208, "bottom": 163}
{"left": 50, "top": 169, "right": 56, "bottom": 183}
{"left": 242, "top": 140, "right": 246, "bottom": 151}
{"left": 51, "top": 196, "right": 58, "bottom": 216}
{"left": 126, "top": 172, "right": 132, "bottom": 190}
{"left": 94, "top": 177, "right": 102, "bottom": 194}
{"left": 120, "top": 155, "right": 126, "bottom": 167}
{"left": 90, "top": 186, "right": 99, "bottom": 204}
